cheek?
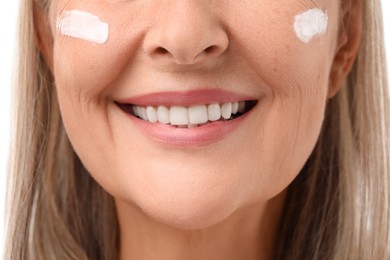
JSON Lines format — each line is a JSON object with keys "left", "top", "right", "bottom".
{"left": 52, "top": 1, "right": 145, "bottom": 99}
{"left": 222, "top": 5, "right": 334, "bottom": 198}
{"left": 236, "top": 89, "right": 327, "bottom": 208}
{"left": 52, "top": 3, "right": 145, "bottom": 171}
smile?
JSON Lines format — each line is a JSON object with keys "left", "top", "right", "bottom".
{"left": 117, "top": 101, "right": 257, "bottom": 128}
{"left": 115, "top": 89, "right": 258, "bottom": 146}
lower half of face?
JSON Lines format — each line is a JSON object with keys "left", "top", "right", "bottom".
{"left": 53, "top": 0, "right": 337, "bottom": 229}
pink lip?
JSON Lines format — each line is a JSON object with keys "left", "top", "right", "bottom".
{"left": 126, "top": 112, "right": 251, "bottom": 146}
{"left": 117, "top": 89, "right": 256, "bottom": 106}
{"left": 117, "top": 89, "right": 257, "bottom": 146}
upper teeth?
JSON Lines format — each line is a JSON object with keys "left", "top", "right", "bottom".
{"left": 132, "top": 101, "right": 246, "bottom": 126}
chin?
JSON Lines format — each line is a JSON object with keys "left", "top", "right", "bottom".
{"left": 137, "top": 195, "right": 239, "bottom": 230}
{"left": 109, "top": 157, "right": 248, "bottom": 230}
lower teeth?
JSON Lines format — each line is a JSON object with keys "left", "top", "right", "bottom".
{"left": 138, "top": 115, "right": 240, "bottom": 128}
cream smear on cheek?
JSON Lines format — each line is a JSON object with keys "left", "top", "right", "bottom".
{"left": 294, "top": 8, "right": 328, "bottom": 43}
{"left": 56, "top": 10, "right": 109, "bottom": 44}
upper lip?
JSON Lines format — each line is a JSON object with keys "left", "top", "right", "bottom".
{"left": 115, "top": 89, "right": 257, "bottom": 107}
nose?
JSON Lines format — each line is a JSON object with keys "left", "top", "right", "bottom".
{"left": 143, "top": 1, "right": 229, "bottom": 65}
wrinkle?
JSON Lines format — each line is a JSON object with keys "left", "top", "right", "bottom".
{"left": 296, "top": 0, "right": 323, "bottom": 10}
{"left": 277, "top": 78, "right": 305, "bottom": 179}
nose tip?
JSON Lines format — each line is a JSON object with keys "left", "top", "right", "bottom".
{"left": 145, "top": 29, "right": 229, "bottom": 64}
{"left": 143, "top": 5, "right": 229, "bottom": 65}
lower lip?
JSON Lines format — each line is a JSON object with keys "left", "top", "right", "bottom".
{"left": 124, "top": 110, "right": 251, "bottom": 147}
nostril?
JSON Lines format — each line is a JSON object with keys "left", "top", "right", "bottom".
{"left": 156, "top": 47, "right": 169, "bottom": 54}
{"left": 204, "top": 46, "right": 216, "bottom": 54}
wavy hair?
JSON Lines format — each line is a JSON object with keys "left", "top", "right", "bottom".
{"left": 5, "top": 0, "right": 389, "bottom": 259}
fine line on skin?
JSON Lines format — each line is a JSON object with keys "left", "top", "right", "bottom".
{"left": 294, "top": 8, "right": 328, "bottom": 43}
{"left": 56, "top": 10, "right": 109, "bottom": 44}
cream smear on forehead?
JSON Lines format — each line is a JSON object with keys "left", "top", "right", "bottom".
{"left": 56, "top": 10, "right": 109, "bottom": 44}
{"left": 294, "top": 8, "right": 328, "bottom": 43}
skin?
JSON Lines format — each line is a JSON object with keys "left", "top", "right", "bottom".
{"left": 36, "top": 0, "right": 362, "bottom": 259}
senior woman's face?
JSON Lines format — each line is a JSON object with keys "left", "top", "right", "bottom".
{"left": 47, "top": 0, "right": 341, "bottom": 228}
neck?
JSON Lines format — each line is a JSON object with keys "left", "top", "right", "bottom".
{"left": 116, "top": 192, "right": 285, "bottom": 260}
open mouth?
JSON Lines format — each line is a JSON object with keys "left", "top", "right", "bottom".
{"left": 116, "top": 100, "right": 257, "bottom": 128}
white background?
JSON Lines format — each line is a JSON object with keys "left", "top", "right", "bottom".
{"left": 0, "top": 2, "right": 389, "bottom": 258}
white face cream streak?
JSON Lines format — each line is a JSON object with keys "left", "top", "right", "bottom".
{"left": 294, "top": 8, "right": 328, "bottom": 43}
{"left": 56, "top": 10, "right": 109, "bottom": 44}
